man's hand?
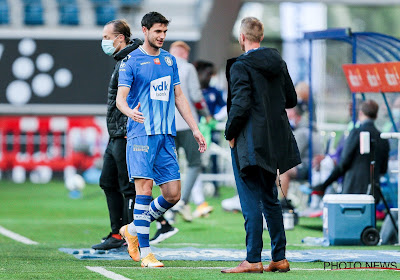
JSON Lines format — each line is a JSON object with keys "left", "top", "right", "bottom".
{"left": 131, "top": 102, "right": 145, "bottom": 123}
{"left": 228, "top": 138, "right": 235, "bottom": 148}
{"left": 193, "top": 129, "right": 207, "bottom": 153}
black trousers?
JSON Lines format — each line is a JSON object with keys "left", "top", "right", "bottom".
{"left": 99, "top": 137, "right": 136, "bottom": 234}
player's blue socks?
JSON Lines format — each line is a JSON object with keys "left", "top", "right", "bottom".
{"left": 149, "top": 195, "right": 174, "bottom": 221}
{"left": 133, "top": 195, "right": 152, "bottom": 250}
{"left": 134, "top": 195, "right": 174, "bottom": 257}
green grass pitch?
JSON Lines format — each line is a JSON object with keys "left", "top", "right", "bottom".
{"left": 0, "top": 180, "right": 398, "bottom": 279}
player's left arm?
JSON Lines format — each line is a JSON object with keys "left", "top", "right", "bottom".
{"left": 175, "top": 84, "right": 207, "bottom": 153}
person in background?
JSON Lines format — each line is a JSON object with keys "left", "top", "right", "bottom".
{"left": 313, "top": 100, "right": 389, "bottom": 204}
{"left": 294, "top": 81, "right": 316, "bottom": 125}
{"left": 194, "top": 60, "right": 227, "bottom": 198}
{"left": 168, "top": 41, "right": 214, "bottom": 222}
{"left": 279, "top": 104, "right": 323, "bottom": 210}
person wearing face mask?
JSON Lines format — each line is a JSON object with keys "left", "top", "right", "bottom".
{"left": 92, "top": 19, "right": 178, "bottom": 251}
{"left": 91, "top": 19, "right": 141, "bottom": 251}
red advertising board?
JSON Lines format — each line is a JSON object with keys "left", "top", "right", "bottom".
{"left": 0, "top": 116, "right": 105, "bottom": 171}
{"left": 342, "top": 62, "right": 400, "bottom": 93}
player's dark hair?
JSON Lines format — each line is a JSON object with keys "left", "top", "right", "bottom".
{"left": 106, "top": 19, "right": 131, "bottom": 44}
{"left": 194, "top": 60, "right": 214, "bottom": 74}
{"left": 141, "top": 12, "right": 170, "bottom": 30}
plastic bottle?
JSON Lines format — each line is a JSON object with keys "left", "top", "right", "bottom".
{"left": 301, "top": 237, "right": 329, "bottom": 246}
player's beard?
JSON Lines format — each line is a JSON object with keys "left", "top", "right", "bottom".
{"left": 148, "top": 35, "right": 162, "bottom": 51}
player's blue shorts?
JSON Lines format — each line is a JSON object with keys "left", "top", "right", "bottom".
{"left": 126, "top": 134, "right": 180, "bottom": 185}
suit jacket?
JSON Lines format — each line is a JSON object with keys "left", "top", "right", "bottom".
{"left": 225, "top": 48, "right": 301, "bottom": 176}
{"left": 322, "top": 119, "right": 389, "bottom": 195}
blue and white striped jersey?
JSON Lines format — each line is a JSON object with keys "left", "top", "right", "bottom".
{"left": 118, "top": 46, "right": 180, "bottom": 139}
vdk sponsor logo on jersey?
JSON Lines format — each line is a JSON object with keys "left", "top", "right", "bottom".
{"left": 150, "top": 76, "right": 171, "bottom": 101}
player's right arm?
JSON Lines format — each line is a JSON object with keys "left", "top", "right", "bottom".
{"left": 116, "top": 87, "right": 144, "bottom": 123}
{"left": 116, "top": 55, "right": 144, "bottom": 123}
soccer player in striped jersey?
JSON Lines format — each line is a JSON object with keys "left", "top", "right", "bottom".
{"left": 116, "top": 12, "right": 207, "bottom": 268}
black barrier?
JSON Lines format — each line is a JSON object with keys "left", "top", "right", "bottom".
{"left": 0, "top": 38, "right": 116, "bottom": 114}
{"left": 0, "top": 38, "right": 197, "bottom": 115}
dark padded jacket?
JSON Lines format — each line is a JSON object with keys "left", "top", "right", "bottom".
{"left": 320, "top": 120, "right": 389, "bottom": 195}
{"left": 225, "top": 47, "right": 301, "bottom": 176}
{"left": 106, "top": 39, "right": 142, "bottom": 138}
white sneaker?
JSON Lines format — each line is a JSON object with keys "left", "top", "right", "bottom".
{"left": 178, "top": 204, "right": 193, "bottom": 222}
{"left": 221, "top": 195, "right": 241, "bottom": 212}
{"left": 171, "top": 200, "right": 193, "bottom": 222}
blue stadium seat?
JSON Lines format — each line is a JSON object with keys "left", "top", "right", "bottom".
{"left": 24, "top": 3, "right": 44, "bottom": 25}
{"left": 91, "top": 0, "right": 110, "bottom": 5}
{"left": 119, "top": 0, "right": 142, "bottom": 7}
{"left": 23, "top": 0, "right": 42, "bottom": 4}
{"left": 57, "top": 0, "right": 77, "bottom": 5}
{"left": 59, "top": 4, "right": 79, "bottom": 25}
{"left": 95, "top": 5, "right": 116, "bottom": 26}
{"left": 0, "top": 1, "right": 9, "bottom": 25}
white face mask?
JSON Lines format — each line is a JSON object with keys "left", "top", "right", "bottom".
{"left": 101, "top": 35, "right": 121, "bottom": 56}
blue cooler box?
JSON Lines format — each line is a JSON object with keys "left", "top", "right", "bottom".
{"left": 323, "top": 194, "right": 375, "bottom": 245}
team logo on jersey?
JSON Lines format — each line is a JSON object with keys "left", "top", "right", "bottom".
{"left": 120, "top": 62, "right": 126, "bottom": 68}
{"left": 150, "top": 76, "right": 171, "bottom": 102}
{"left": 154, "top": 58, "right": 161, "bottom": 65}
{"left": 122, "top": 55, "right": 131, "bottom": 62}
{"left": 164, "top": 56, "right": 173, "bottom": 66}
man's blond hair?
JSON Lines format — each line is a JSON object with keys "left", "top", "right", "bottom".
{"left": 170, "top": 40, "right": 191, "bottom": 52}
{"left": 240, "top": 17, "right": 264, "bottom": 43}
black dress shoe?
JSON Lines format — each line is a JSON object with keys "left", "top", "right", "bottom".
{"left": 92, "top": 234, "right": 125, "bottom": 250}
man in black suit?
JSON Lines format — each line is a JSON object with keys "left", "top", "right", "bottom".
{"left": 313, "top": 99, "right": 389, "bottom": 201}
{"left": 221, "top": 17, "right": 300, "bottom": 274}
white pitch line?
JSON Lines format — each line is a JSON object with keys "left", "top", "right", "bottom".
{"left": 108, "top": 267, "right": 399, "bottom": 272}
{"left": 0, "top": 225, "right": 38, "bottom": 245}
{"left": 110, "top": 266, "right": 324, "bottom": 271}
{"left": 110, "top": 266, "right": 228, "bottom": 270}
{"left": 86, "top": 266, "right": 132, "bottom": 280}
{"left": 161, "top": 243, "right": 243, "bottom": 247}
